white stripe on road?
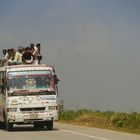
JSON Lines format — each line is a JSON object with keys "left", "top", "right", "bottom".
{"left": 60, "top": 129, "right": 110, "bottom": 140}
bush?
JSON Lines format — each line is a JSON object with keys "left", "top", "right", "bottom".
{"left": 112, "top": 112, "right": 140, "bottom": 129}
{"left": 59, "top": 107, "right": 140, "bottom": 133}
{"left": 59, "top": 109, "right": 93, "bottom": 121}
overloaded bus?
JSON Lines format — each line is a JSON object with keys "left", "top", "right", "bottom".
{"left": 0, "top": 64, "right": 59, "bottom": 131}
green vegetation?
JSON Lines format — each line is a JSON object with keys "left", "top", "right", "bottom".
{"left": 59, "top": 109, "right": 140, "bottom": 134}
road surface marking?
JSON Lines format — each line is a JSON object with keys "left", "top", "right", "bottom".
{"left": 60, "top": 129, "right": 110, "bottom": 140}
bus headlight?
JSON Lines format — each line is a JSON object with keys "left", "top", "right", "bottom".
{"left": 11, "top": 99, "right": 18, "bottom": 105}
{"left": 7, "top": 108, "right": 17, "bottom": 112}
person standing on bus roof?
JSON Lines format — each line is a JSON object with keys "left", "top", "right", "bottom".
{"left": 30, "top": 43, "right": 39, "bottom": 65}
{"left": 36, "top": 43, "right": 42, "bottom": 64}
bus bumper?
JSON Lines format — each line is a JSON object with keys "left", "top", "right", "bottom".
{"left": 7, "top": 111, "right": 58, "bottom": 123}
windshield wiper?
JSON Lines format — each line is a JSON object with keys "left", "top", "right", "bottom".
{"left": 23, "top": 89, "right": 53, "bottom": 93}
{"left": 8, "top": 89, "right": 30, "bottom": 96}
{"left": 8, "top": 89, "right": 54, "bottom": 96}
{"left": 37, "top": 89, "right": 49, "bottom": 92}
{"left": 14, "top": 89, "right": 31, "bottom": 94}
{"left": 8, "top": 91, "right": 17, "bottom": 96}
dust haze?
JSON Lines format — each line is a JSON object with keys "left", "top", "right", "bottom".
{"left": 0, "top": 0, "right": 140, "bottom": 112}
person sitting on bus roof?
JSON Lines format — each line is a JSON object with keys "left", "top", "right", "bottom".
{"left": 2, "top": 49, "right": 11, "bottom": 60}
{"left": 8, "top": 49, "right": 22, "bottom": 65}
{"left": 1, "top": 49, "right": 7, "bottom": 66}
{"left": 1, "top": 49, "right": 11, "bottom": 66}
{"left": 22, "top": 47, "right": 35, "bottom": 64}
{"left": 7, "top": 49, "right": 12, "bottom": 59}
{"left": 18, "top": 46, "right": 24, "bottom": 54}
{"left": 2, "top": 49, "right": 7, "bottom": 59}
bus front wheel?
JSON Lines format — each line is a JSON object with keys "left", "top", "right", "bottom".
{"left": 6, "top": 122, "right": 13, "bottom": 131}
{"left": 33, "top": 122, "right": 44, "bottom": 129}
{"left": 46, "top": 121, "right": 53, "bottom": 130}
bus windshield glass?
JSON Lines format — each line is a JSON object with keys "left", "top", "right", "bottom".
{"left": 8, "top": 70, "right": 53, "bottom": 91}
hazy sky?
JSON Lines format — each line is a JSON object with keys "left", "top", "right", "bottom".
{"left": 0, "top": 0, "right": 140, "bottom": 112}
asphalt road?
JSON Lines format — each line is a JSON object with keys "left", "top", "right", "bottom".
{"left": 0, "top": 122, "right": 140, "bottom": 140}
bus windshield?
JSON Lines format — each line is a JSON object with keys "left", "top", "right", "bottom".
{"left": 8, "top": 70, "right": 53, "bottom": 91}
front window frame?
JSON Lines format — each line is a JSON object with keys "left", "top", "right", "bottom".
{"left": 7, "top": 70, "right": 54, "bottom": 96}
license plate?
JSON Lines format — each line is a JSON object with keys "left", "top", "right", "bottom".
{"left": 29, "top": 113, "right": 38, "bottom": 119}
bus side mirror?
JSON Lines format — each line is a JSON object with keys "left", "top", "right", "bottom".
{"left": 53, "top": 75, "right": 60, "bottom": 85}
{"left": 1, "top": 77, "right": 7, "bottom": 93}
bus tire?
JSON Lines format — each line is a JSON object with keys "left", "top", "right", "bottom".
{"left": 3, "top": 111, "right": 13, "bottom": 131}
{"left": 33, "top": 122, "right": 44, "bottom": 129}
{"left": 0, "top": 121, "right": 5, "bottom": 129}
{"left": 46, "top": 121, "right": 53, "bottom": 130}
{"left": 6, "top": 122, "right": 13, "bottom": 131}
{"left": 3, "top": 111, "right": 6, "bottom": 129}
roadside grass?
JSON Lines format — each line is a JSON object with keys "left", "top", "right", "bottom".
{"left": 59, "top": 109, "right": 140, "bottom": 134}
